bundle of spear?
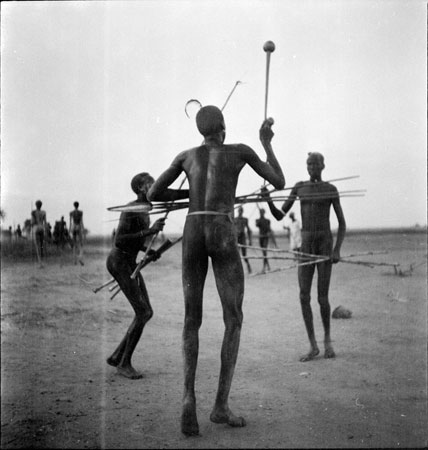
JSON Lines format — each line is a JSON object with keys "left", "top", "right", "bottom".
{"left": 92, "top": 236, "right": 182, "bottom": 300}
{"left": 237, "top": 244, "right": 399, "bottom": 276}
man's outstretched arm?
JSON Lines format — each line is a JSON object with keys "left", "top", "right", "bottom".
{"left": 148, "top": 155, "right": 189, "bottom": 202}
{"left": 261, "top": 185, "right": 297, "bottom": 222}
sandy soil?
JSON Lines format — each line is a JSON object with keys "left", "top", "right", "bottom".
{"left": 1, "top": 232, "right": 427, "bottom": 449}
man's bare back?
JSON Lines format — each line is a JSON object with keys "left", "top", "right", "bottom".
{"left": 148, "top": 105, "right": 284, "bottom": 436}
{"left": 166, "top": 143, "right": 283, "bottom": 215}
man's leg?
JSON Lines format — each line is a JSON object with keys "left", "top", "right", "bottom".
{"left": 77, "top": 231, "right": 84, "bottom": 265}
{"left": 210, "top": 245, "right": 246, "bottom": 427}
{"left": 181, "top": 226, "right": 207, "bottom": 436}
{"left": 298, "top": 263, "right": 319, "bottom": 361}
{"left": 239, "top": 238, "right": 251, "bottom": 274}
{"left": 72, "top": 231, "right": 78, "bottom": 264}
{"left": 38, "top": 231, "right": 45, "bottom": 257}
{"left": 317, "top": 261, "right": 335, "bottom": 358}
{"left": 106, "top": 254, "right": 153, "bottom": 379}
{"left": 264, "top": 237, "right": 271, "bottom": 271}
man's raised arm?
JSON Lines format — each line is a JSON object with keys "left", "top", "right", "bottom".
{"left": 259, "top": 120, "right": 285, "bottom": 189}
{"left": 244, "top": 119, "right": 285, "bottom": 190}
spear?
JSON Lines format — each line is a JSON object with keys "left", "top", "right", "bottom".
{"left": 92, "top": 236, "right": 183, "bottom": 294}
{"left": 130, "top": 178, "right": 186, "bottom": 280}
{"left": 238, "top": 243, "right": 289, "bottom": 253}
{"left": 238, "top": 175, "right": 361, "bottom": 199}
{"left": 250, "top": 257, "right": 329, "bottom": 276}
{"left": 221, "top": 81, "right": 243, "bottom": 111}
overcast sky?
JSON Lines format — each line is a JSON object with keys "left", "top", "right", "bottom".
{"left": 1, "top": 0, "right": 426, "bottom": 236}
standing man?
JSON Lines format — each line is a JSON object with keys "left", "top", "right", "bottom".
{"left": 54, "top": 216, "right": 70, "bottom": 250}
{"left": 69, "top": 201, "right": 84, "bottom": 265}
{"left": 255, "top": 208, "right": 271, "bottom": 273}
{"left": 15, "top": 225, "right": 22, "bottom": 239}
{"left": 31, "top": 200, "right": 47, "bottom": 259}
{"left": 107, "top": 172, "right": 188, "bottom": 379}
{"left": 148, "top": 105, "right": 285, "bottom": 436}
{"left": 234, "top": 206, "right": 252, "bottom": 274}
{"left": 263, "top": 152, "right": 346, "bottom": 362}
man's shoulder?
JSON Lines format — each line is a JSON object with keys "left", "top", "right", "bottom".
{"left": 323, "top": 182, "right": 337, "bottom": 191}
{"left": 292, "top": 181, "right": 306, "bottom": 191}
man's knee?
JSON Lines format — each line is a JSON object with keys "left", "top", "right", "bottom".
{"left": 300, "top": 292, "right": 311, "bottom": 305}
{"left": 317, "top": 296, "right": 330, "bottom": 307}
{"left": 135, "top": 306, "right": 153, "bottom": 323}
{"left": 224, "top": 308, "right": 243, "bottom": 329}
{"left": 184, "top": 315, "right": 202, "bottom": 331}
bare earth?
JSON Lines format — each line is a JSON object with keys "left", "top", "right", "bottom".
{"left": 1, "top": 232, "right": 427, "bottom": 449}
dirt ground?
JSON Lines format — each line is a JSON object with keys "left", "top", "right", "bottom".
{"left": 1, "top": 231, "right": 427, "bottom": 449}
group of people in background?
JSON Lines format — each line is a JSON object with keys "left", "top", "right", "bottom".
{"left": 235, "top": 204, "right": 302, "bottom": 274}
{"left": 20, "top": 200, "right": 86, "bottom": 265}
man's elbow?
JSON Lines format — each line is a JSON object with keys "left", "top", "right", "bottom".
{"left": 272, "top": 176, "right": 285, "bottom": 190}
{"left": 147, "top": 186, "right": 159, "bottom": 202}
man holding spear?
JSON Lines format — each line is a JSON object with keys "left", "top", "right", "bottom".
{"left": 106, "top": 172, "right": 188, "bottom": 379}
{"left": 263, "top": 152, "right": 346, "bottom": 362}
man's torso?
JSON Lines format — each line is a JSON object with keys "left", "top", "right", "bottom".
{"left": 256, "top": 217, "right": 271, "bottom": 237}
{"left": 295, "top": 181, "right": 337, "bottom": 233}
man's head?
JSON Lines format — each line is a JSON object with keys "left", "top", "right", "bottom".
{"left": 306, "top": 152, "right": 325, "bottom": 180}
{"left": 289, "top": 212, "right": 295, "bottom": 220}
{"left": 74, "top": 201, "right": 79, "bottom": 208}
{"left": 35, "top": 200, "right": 42, "bottom": 209}
{"left": 196, "top": 105, "right": 225, "bottom": 138}
{"left": 238, "top": 206, "right": 243, "bottom": 216}
{"left": 131, "top": 172, "right": 154, "bottom": 195}
{"left": 260, "top": 208, "right": 265, "bottom": 216}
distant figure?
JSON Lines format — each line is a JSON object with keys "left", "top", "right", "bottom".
{"left": 234, "top": 206, "right": 252, "bottom": 274}
{"left": 53, "top": 216, "right": 70, "bottom": 250}
{"left": 46, "top": 222, "right": 53, "bottom": 243}
{"left": 7, "top": 226, "right": 13, "bottom": 242}
{"left": 263, "top": 152, "right": 346, "bottom": 362}
{"left": 31, "top": 200, "right": 47, "bottom": 258}
{"left": 255, "top": 208, "right": 271, "bottom": 273}
{"left": 148, "top": 106, "right": 285, "bottom": 436}
{"left": 69, "top": 201, "right": 84, "bottom": 265}
{"left": 288, "top": 212, "right": 302, "bottom": 252}
{"left": 268, "top": 228, "right": 278, "bottom": 248}
{"left": 15, "top": 225, "right": 22, "bottom": 239}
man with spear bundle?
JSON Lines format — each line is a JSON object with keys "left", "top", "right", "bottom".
{"left": 106, "top": 172, "right": 188, "bottom": 379}
{"left": 262, "top": 151, "right": 346, "bottom": 362}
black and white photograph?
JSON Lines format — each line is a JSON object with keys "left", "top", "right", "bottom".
{"left": 1, "top": 1, "right": 426, "bottom": 448}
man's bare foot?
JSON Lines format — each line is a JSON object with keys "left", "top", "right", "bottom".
{"left": 116, "top": 365, "right": 143, "bottom": 380}
{"left": 299, "top": 347, "right": 320, "bottom": 362}
{"left": 106, "top": 356, "right": 119, "bottom": 367}
{"left": 181, "top": 401, "right": 199, "bottom": 436}
{"left": 324, "top": 345, "right": 336, "bottom": 359}
{"left": 210, "top": 406, "right": 246, "bottom": 428}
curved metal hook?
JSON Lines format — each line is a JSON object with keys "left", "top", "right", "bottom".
{"left": 184, "top": 99, "right": 203, "bottom": 118}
